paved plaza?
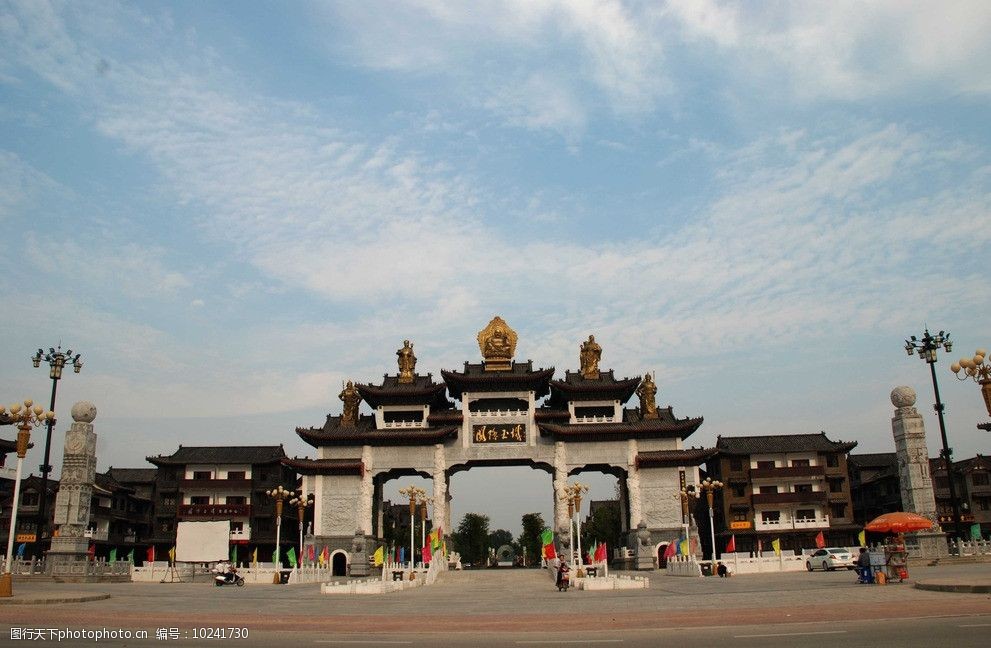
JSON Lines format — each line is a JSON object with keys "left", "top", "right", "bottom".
{"left": 0, "top": 564, "right": 989, "bottom": 646}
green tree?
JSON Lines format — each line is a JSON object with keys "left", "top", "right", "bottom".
{"left": 451, "top": 513, "right": 490, "bottom": 566}
{"left": 488, "top": 528, "right": 514, "bottom": 551}
{"left": 518, "top": 512, "right": 546, "bottom": 566}
{"left": 583, "top": 501, "right": 622, "bottom": 552}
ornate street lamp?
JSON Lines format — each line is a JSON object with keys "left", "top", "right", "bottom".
{"left": 289, "top": 492, "right": 313, "bottom": 574}
{"left": 698, "top": 477, "right": 723, "bottom": 562}
{"left": 398, "top": 485, "right": 425, "bottom": 570}
{"left": 560, "top": 482, "right": 588, "bottom": 567}
{"left": 679, "top": 484, "right": 699, "bottom": 558}
{"left": 30, "top": 345, "right": 82, "bottom": 556}
{"left": 0, "top": 399, "right": 54, "bottom": 597}
{"left": 950, "top": 348, "right": 991, "bottom": 430}
{"left": 266, "top": 485, "right": 292, "bottom": 570}
{"left": 905, "top": 328, "right": 963, "bottom": 538}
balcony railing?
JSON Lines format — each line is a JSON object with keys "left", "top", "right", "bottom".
{"left": 574, "top": 415, "right": 618, "bottom": 424}
{"left": 750, "top": 466, "right": 825, "bottom": 479}
{"left": 180, "top": 478, "right": 253, "bottom": 490}
{"left": 230, "top": 527, "right": 251, "bottom": 541}
{"left": 754, "top": 516, "right": 830, "bottom": 531}
{"left": 382, "top": 420, "right": 427, "bottom": 428}
{"left": 177, "top": 504, "right": 252, "bottom": 517}
{"left": 752, "top": 492, "right": 827, "bottom": 505}
{"left": 472, "top": 410, "right": 527, "bottom": 418}
{"left": 84, "top": 529, "right": 109, "bottom": 541}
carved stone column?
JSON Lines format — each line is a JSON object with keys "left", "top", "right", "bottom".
{"left": 626, "top": 439, "right": 642, "bottom": 528}
{"left": 553, "top": 442, "right": 569, "bottom": 546}
{"left": 356, "top": 445, "right": 374, "bottom": 536}
{"left": 432, "top": 444, "right": 447, "bottom": 536}
{"left": 47, "top": 402, "right": 98, "bottom": 577}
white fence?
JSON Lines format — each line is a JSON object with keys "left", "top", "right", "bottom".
{"left": 949, "top": 539, "right": 991, "bottom": 556}
{"left": 2, "top": 557, "right": 130, "bottom": 577}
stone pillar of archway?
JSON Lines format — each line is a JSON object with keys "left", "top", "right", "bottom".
{"left": 626, "top": 439, "right": 642, "bottom": 528}
{"left": 432, "top": 444, "right": 447, "bottom": 536}
{"left": 553, "top": 442, "right": 570, "bottom": 542}
{"left": 356, "top": 445, "right": 374, "bottom": 535}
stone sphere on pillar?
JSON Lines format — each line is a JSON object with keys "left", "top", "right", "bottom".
{"left": 70, "top": 401, "right": 97, "bottom": 423}
{"left": 890, "top": 386, "right": 916, "bottom": 408}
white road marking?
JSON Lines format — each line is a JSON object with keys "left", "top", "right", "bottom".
{"left": 959, "top": 623, "right": 991, "bottom": 627}
{"left": 516, "top": 641, "right": 623, "bottom": 645}
{"left": 734, "top": 630, "right": 847, "bottom": 638}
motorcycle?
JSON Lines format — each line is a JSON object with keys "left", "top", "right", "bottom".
{"left": 556, "top": 566, "right": 570, "bottom": 592}
{"left": 214, "top": 569, "right": 245, "bottom": 587}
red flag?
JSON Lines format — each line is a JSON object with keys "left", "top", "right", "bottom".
{"left": 815, "top": 531, "right": 826, "bottom": 549}
{"left": 320, "top": 546, "right": 330, "bottom": 565}
{"left": 725, "top": 535, "right": 736, "bottom": 553}
{"left": 146, "top": 546, "right": 155, "bottom": 563}
{"left": 87, "top": 542, "right": 96, "bottom": 561}
{"left": 421, "top": 546, "right": 431, "bottom": 563}
{"left": 663, "top": 541, "right": 676, "bottom": 558}
{"left": 595, "top": 542, "right": 607, "bottom": 562}
{"left": 543, "top": 543, "right": 557, "bottom": 559}
{"left": 757, "top": 538, "right": 763, "bottom": 555}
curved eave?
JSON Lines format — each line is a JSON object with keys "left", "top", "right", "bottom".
{"left": 441, "top": 367, "right": 555, "bottom": 399}
{"left": 356, "top": 382, "right": 450, "bottom": 409}
{"left": 296, "top": 426, "right": 458, "bottom": 447}
{"left": 538, "top": 417, "right": 703, "bottom": 441}
{"left": 548, "top": 377, "right": 641, "bottom": 404}
{"left": 636, "top": 447, "right": 717, "bottom": 469}
{"left": 281, "top": 457, "right": 364, "bottom": 476}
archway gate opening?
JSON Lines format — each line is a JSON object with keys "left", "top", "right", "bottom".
{"left": 283, "top": 317, "right": 714, "bottom": 573}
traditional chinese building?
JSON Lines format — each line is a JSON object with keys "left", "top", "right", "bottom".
{"left": 291, "top": 317, "right": 708, "bottom": 571}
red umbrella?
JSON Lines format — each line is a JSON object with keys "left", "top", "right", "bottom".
{"left": 864, "top": 512, "right": 935, "bottom": 533}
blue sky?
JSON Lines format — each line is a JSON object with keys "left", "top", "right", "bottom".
{"left": 1, "top": 1, "right": 989, "bottom": 535}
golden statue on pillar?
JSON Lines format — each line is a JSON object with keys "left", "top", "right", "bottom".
{"left": 636, "top": 373, "right": 659, "bottom": 419}
{"left": 339, "top": 380, "right": 362, "bottom": 425}
{"left": 397, "top": 340, "right": 416, "bottom": 384}
{"left": 579, "top": 335, "right": 602, "bottom": 379}
{"left": 477, "top": 316, "right": 517, "bottom": 371}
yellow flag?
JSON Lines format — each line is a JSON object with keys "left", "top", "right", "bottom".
{"left": 771, "top": 538, "right": 781, "bottom": 556}
{"left": 252, "top": 547, "right": 258, "bottom": 566}
{"left": 168, "top": 546, "right": 176, "bottom": 564}
{"left": 858, "top": 530, "right": 866, "bottom": 547}
{"left": 373, "top": 545, "right": 384, "bottom": 567}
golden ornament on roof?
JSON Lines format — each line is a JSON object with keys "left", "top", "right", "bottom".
{"left": 477, "top": 316, "right": 517, "bottom": 371}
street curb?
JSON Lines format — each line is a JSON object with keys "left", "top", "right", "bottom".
{"left": 0, "top": 593, "right": 111, "bottom": 605}
{"left": 915, "top": 582, "right": 991, "bottom": 594}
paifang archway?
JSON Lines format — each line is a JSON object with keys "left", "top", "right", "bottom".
{"left": 284, "top": 317, "right": 713, "bottom": 572}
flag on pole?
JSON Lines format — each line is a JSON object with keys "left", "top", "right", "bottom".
{"left": 127, "top": 548, "right": 135, "bottom": 564}
{"left": 588, "top": 542, "right": 597, "bottom": 562}
{"left": 595, "top": 542, "right": 607, "bottom": 563}
{"left": 230, "top": 545, "right": 238, "bottom": 564}
{"left": 543, "top": 541, "right": 557, "bottom": 560}
{"left": 109, "top": 548, "right": 118, "bottom": 563}
{"left": 321, "top": 546, "right": 330, "bottom": 566}
{"left": 540, "top": 528, "right": 555, "bottom": 559}
{"left": 272, "top": 548, "right": 278, "bottom": 566}
{"left": 168, "top": 546, "right": 176, "bottom": 565}
{"left": 756, "top": 538, "right": 763, "bottom": 555}
{"left": 971, "top": 523, "right": 982, "bottom": 540}
{"left": 421, "top": 546, "right": 431, "bottom": 563}
{"left": 146, "top": 546, "right": 155, "bottom": 563}
{"left": 287, "top": 547, "right": 297, "bottom": 568}
{"left": 88, "top": 543, "right": 96, "bottom": 561}
{"left": 373, "top": 545, "right": 384, "bottom": 566}
{"left": 725, "top": 535, "right": 736, "bottom": 553}
{"left": 432, "top": 527, "right": 443, "bottom": 550}
{"left": 399, "top": 547, "right": 405, "bottom": 565}
{"left": 16, "top": 543, "right": 26, "bottom": 558}
{"left": 664, "top": 541, "right": 676, "bottom": 558}
{"left": 771, "top": 538, "right": 781, "bottom": 556}
{"left": 307, "top": 544, "right": 316, "bottom": 564}
{"left": 858, "top": 530, "right": 866, "bottom": 547}
{"left": 815, "top": 531, "right": 826, "bottom": 549}
{"left": 252, "top": 547, "right": 258, "bottom": 567}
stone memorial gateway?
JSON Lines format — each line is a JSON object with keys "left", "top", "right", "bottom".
{"left": 287, "top": 317, "right": 707, "bottom": 571}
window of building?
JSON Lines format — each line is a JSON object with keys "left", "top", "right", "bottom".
{"left": 829, "top": 503, "right": 846, "bottom": 519}
{"left": 826, "top": 455, "right": 839, "bottom": 468}
{"left": 759, "top": 485, "right": 779, "bottom": 494}
{"left": 226, "top": 496, "right": 246, "bottom": 505}
{"left": 791, "top": 459, "right": 810, "bottom": 467}
{"left": 190, "top": 496, "right": 210, "bottom": 505}
{"left": 160, "top": 521, "right": 172, "bottom": 533}
{"left": 795, "top": 509, "right": 815, "bottom": 520}
{"left": 729, "top": 458, "right": 743, "bottom": 471}
{"left": 732, "top": 484, "right": 745, "bottom": 497}
{"left": 977, "top": 498, "right": 990, "bottom": 511}
{"left": 231, "top": 521, "right": 244, "bottom": 532}
{"left": 21, "top": 492, "right": 39, "bottom": 507}
{"left": 732, "top": 510, "right": 749, "bottom": 522}
{"left": 192, "top": 471, "right": 212, "bottom": 480}
{"left": 227, "top": 471, "right": 246, "bottom": 481}
{"left": 829, "top": 478, "right": 844, "bottom": 493}
{"left": 794, "top": 484, "right": 813, "bottom": 493}
{"left": 761, "top": 511, "right": 780, "bottom": 522}
{"left": 972, "top": 472, "right": 989, "bottom": 486}
{"left": 935, "top": 477, "right": 950, "bottom": 489}
{"left": 18, "top": 521, "right": 37, "bottom": 532}
{"left": 162, "top": 496, "right": 176, "bottom": 508}
{"left": 756, "top": 461, "right": 775, "bottom": 470}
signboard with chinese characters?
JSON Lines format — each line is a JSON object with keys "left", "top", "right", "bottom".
{"left": 472, "top": 424, "right": 526, "bottom": 444}
{"left": 16, "top": 533, "right": 36, "bottom": 542}
{"left": 729, "top": 521, "right": 752, "bottom": 530}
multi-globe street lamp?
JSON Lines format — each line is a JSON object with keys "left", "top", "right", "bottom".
{"left": 951, "top": 347, "right": 991, "bottom": 432}
{"left": 679, "top": 484, "right": 699, "bottom": 558}
{"left": 31, "top": 345, "right": 82, "bottom": 556}
{"left": 398, "top": 485, "right": 425, "bottom": 570}
{"left": 560, "top": 482, "right": 588, "bottom": 567}
{"left": 0, "top": 399, "right": 54, "bottom": 597}
{"left": 905, "top": 328, "right": 963, "bottom": 538}
{"left": 266, "top": 485, "right": 292, "bottom": 570}
{"left": 697, "top": 477, "right": 723, "bottom": 562}
{"left": 288, "top": 492, "right": 313, "bottom": 573}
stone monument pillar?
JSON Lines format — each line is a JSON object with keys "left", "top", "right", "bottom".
{"left": 47, "top": 401, "right": 98, "bottom": 577}
{"left": 349, "top": 529, "right": 369, "bottom": 577}
{"left": 890, "top": 386, "right": 949, "bottom": 559}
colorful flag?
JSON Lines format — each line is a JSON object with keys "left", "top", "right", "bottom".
{"left": 815, "top": 531, "right": 826, "bottom": 549}
{"left": 88, "top": 543, "right": 96, "bottom": 561}
{"left": 664, "top": 540, "right": 676, "bottom": 558}
{"left": 15, "top": 543, "right": 26, "bottom": 558}
{"left": 307, "top": 544, "right": 316, "bottom": 563}
{"left": 287, "top": 547, "right": 297, "bottom": 568}
{"left": 373, "top": 546, "right": 384, "bottom": 566}
{"left": 541, "top": 528, "right": 556, "bottom": 559}
{"left": 771, "top": 538, "right": 781, "bottom": 556}
{"left": 756, "top": 538, "right": 763, "bottom": 555}
{"left": 146, "top": 546, "right": 155, "bottom": 563}
{"left": 272, "top": 548, "right": 278, "bottom": 566}
{"left": 543, "top": 542, "right": 557, "bottom": 559}
{"left": 127, "top": 549, "right": 135, "bottom": 564}
{"left": 109, "top": 548, "right": 118, "bottom": 562}
{"left": 230, "top": 545, "right": 238, "bottom": 564}
{"left": 679, "top": 538, "right": 689, "bottom": 556}
{"left": 595, "top": 542, "right": 607, "bottom": 563}
{"left": 971, "top": 523, "right": 982, "bottom": 540}
{"left": 432, "top": 527, "right": 443, "bottom": 550}
{"left": 421, "top": 546, "right": 431, "bottom": 563}
{"left": 252, "top": 547, "right": 258, "bottom": 567}
{"left": 168, "top": 546, "right": 176, "bottom": 564}
{"left": 725, "top": 535, "right": 736, "bottom": 553}
{"left": 320, "top": 546, "right": 330, "bottom": 566}
{"left": 858, "top": 530, "right": 866, "bottom": 547}
{"left": 588, "top": 542, "right": 597, "bottom": 562}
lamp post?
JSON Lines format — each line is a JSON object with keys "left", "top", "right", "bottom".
{"left": 561, "top": 483, "right": 588, "bottom": 566}
{"left": 951, "top": 348, "right": 991, "bottom": 430}
{"left": 0, "top": 399, "right": 54, "bottom": 597}
{"left": 398, "top": 485, "right": 424, "bottom": 570}
{"left": 905, "top": 328, "right": 963, "bottom": 539}
{"left": 679, "top": 484, "right": 699, "bottom": 558}
{"left": 266, "top": 485, "right": 291, "bottom": 570}
{"left": 698, "top": 477, "right": 723, "bottom": 562}
{"left": 420, "top": 496, "right": 433, "bottom": 563}
{"left": 30, "top": 345, "right": 82, "bottom": 556}
{"left": 289, "top": 492, "right": 312, "bottom": 574}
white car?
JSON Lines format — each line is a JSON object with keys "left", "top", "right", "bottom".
{"left": 805, "top": 547, "right": 854, "bottom": 571}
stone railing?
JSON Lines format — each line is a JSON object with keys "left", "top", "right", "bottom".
{"left": 949, "top": 539, "right": 991, "bottom": 556}
{"left": 3, "top": 557, "right": 131, "bottom": 577}
{"left": 574, "top": 415, "right": 617, "bottom": 424}
{"left": 472, "top": 410, "right": 527, "bottom": 418}
{"left": 382, "top": 420, "right": 426, "bottom": 429}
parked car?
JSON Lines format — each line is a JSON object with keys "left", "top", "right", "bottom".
{"left": 806, "top": 547, "right": 854, "bottom": 571}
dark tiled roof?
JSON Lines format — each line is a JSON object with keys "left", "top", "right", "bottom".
{"left": 953, "top": 454, "right": 990, "bottom": 472}
{"left": 107, "top": 467, "right": 158, "bottom": 483}
{"left": 636, "top": 447, "right": 717, "bottom": 468}
{"left": 147, "top": 445, "right": 287, "bottom": 466}
{"left": 357, "top": 375, "right": 452, "bottom": 409}
{"left": 281, "top": 457, "right": 364, "bottom": 476}
{"left": 0, "top": 437, "right": 17, "bottom": 452}
{"left": 0, "top": 413, "right": 13, "bottom": 425}
{"left": 534, "top": 409, "right": 570, "bottom": 422}
{"left": 548, "top": 370, "right": 641, "bottom": 405}
{"left": 715, "top": 432, "right": 857, "bottom": 455}
{"left": 296, "top": 415, "right": 458, "bottom": 447}
{"left": 427, "top": 410, "right": 464, "bottom": 424}
{"left": 95, "top": 471, "right": 133, "bottom": 494}
{"left": 848, "top": 453, "right": 897, "bottom": 469}
{"left": 442, "top": 362, "right": 555, "bottom": 399}
{"left": 539, "top": 408, "right": 703, "bottom": 441}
